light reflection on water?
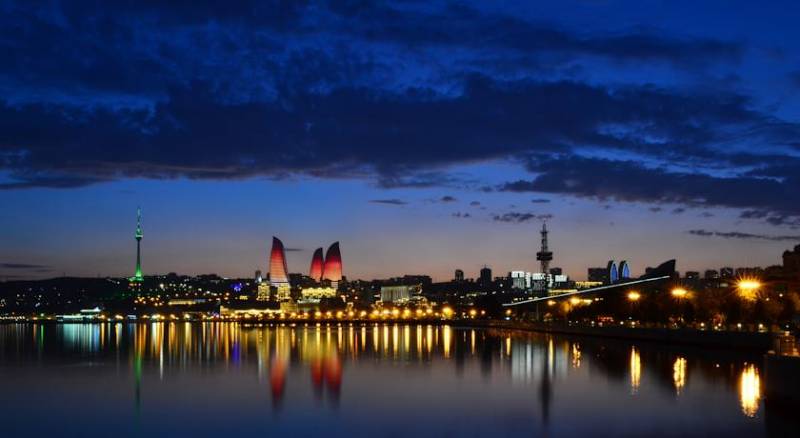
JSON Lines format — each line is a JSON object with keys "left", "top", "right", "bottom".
{"left": 674, "top": 356, "right": 687, "bottom": 395}
{"left": 0, "top": 322, "right": 794, "bottom": 437}
{"left": 630, "top": 346, "right": 641, "bottom": 395}
{"left": 740, "top": 363, "right": 761, "bottom": 418}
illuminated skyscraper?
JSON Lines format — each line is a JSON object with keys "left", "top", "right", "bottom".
{"left": 269, "top": 237, "right": 289, "bottom": 287}
{"left": 132, "top": 207, "right": 143, "bottom": 282}
{"left": 323, "top": 242, "right": 342, "bottom": 286}
{"left": 310, "top": 247, "right": 324, "bottom": 282}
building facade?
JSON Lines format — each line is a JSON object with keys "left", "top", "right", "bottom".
{"left": 269, "top": 237, "right": 289, "bottom": 287}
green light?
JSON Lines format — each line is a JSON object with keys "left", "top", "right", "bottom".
{"left": 133, "top": 207, "right": 143, "bottom": 281}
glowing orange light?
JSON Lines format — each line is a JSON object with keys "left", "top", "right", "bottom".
{"left": 671, "top": 288, "right": 688, "bottom": 298}
{"left": 740, "top": 364, "right": 761, "bottom": 417}
{"left": 737, "top": 278, "right": 761, "bottom": 301}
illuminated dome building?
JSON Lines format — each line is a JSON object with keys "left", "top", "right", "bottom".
{"left": 607, "top": 260, "right": 619, "bottom": 283}
{"left": 323, "top": 242, "right": 342, "bottom": 286}
{"left": 269, "top": 237, "right": 289, "bottom": 287}
{"left": 310, "top": 248, "right": 324, "bottom": 282}
{"left": 619, "top": 260, "right": 631, "bottom": 280}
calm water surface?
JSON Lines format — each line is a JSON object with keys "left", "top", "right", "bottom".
{"left": 0, "top": 323, "right": 797, "bottom": 437}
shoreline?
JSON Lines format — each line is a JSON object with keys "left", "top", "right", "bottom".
{"left": 452, "top": 319, "right": 777, "bottom": 351}
{"left": 1, "top": 317, "right": 781, "bottom": 351}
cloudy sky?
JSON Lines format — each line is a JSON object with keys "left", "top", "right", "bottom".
{"left": 1, "top": 0, "right": 800, "bottom": 281}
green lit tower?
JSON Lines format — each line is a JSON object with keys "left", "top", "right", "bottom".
{"left": 133, "top": 207, "right": 143, "bottom": 282}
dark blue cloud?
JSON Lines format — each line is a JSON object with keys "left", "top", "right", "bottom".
{"left": 688, "top": 229, "right": 800, "bottom": 241}
{"left": 500, "top": 154, "right": 800, "bottom": 220}
{"left": 369, "top": 199, "right": 407, "bottom": 206}
{"left": 1, "top": 0, "right": 799, "bottom": 228}
{"left": 493, "top": 212, "right": 552, "bottom": 223}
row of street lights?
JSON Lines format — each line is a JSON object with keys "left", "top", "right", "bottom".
{"left": 625, "top": 278, "right": 762, "bottom": 303}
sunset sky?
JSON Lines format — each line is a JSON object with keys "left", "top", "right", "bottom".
{"left": 2, "top": 1, "right": 800, "bottom": 281}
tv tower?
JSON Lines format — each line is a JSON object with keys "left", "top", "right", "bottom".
{"left": 536, "top": 221, "right": 553, "bottom": 295}
{"left": 133, "top": 207, "right": 143, "bottom": 282}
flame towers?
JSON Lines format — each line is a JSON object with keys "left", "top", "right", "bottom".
{"left": 310, "top": 248, "right": 324, "bottom": 281}
{"left": 265, "top": 237, "right": 342, "bottom": 296}
{"left": 307, "top": 242, "right": 344, "bottom": 287}
{"left": 323, "top": 242, "right": 342, "bottom": 284}
{"left": 269, "top": 237, "right": 289, "bottom": 287}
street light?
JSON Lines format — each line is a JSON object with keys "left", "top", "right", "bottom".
{"left": 442, "top": 306, "right": 453, "bottom": 318}
{"left": 671, "top": 288, "right": 688, "bottom": 298}
{"left": 737, "top": 278, "right": 761, "bottom": 301}
{"left": 627, "top": 291, "right": 641, "bottom": 302}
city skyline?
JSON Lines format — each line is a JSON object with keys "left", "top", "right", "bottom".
{"left": 2, "top": 1, "right": 800, "bottom": 281}
{"left": 3, "top": 3, "right": 800, "bottom": 437}
{"left": 1, "top": 205, "right": 791, "bottom": 283}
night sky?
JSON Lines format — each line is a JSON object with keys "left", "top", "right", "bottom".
{"left": 2, "top": 1, "right": 800, "bottom": 282}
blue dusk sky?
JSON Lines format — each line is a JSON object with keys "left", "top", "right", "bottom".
{"left": 1, "top": 0, "right": 800, "bottom": 281}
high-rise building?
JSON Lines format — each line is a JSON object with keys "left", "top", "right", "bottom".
{"left": 549, "top": 267, "right": 562, "bottom": 276}
{"left": 323, "top": 242, "right": 343, "bottom": 287}
{"left": 310, "top": 248, "right": 324, "bottom": 281}
{"left": 132, "top": 207, "right": 143, "bottom": 282}
{"left": 269, "top": 237, "right": 289, "bottom": 287}
{"left": 704, "top": 269, "right": 719, "bottom": 280}
{"left": 256, "top": 282, "right": 270, "bottom": 301}
{"left": 720, "top": 267, "right": 734, "bottom": 279}
{"left": 588, "top": 267, "right": 607, "bottom": 283}
{"left": 479, "top": 266, "right": 492, "bottom": 285}
{"left": 784, "top": 245, "right": 800, "bottom": 278}
{"left": 685, "top": 271, "right": 700, "bottom": 280}
{"left": 255, "top": 270, "right": 262, "bottom": 284}
{"left": 454, "top": 269, "right": 464, "bottom": 282}
{"left": 510, "top": 271, "right": 530, "bottom": 289}
{"left": 735, "top": 267, "right": 762, "bottom": 277}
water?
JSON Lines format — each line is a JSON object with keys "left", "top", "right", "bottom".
{"left": 0, "top": 322, "right": 796, "bottom": 437}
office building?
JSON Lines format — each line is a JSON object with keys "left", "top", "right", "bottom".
{"left": 588, "top": 267, "right": 607, "bottom": 283}
{"left": 380, "top": 285, "right": 419, "bottom": 303}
